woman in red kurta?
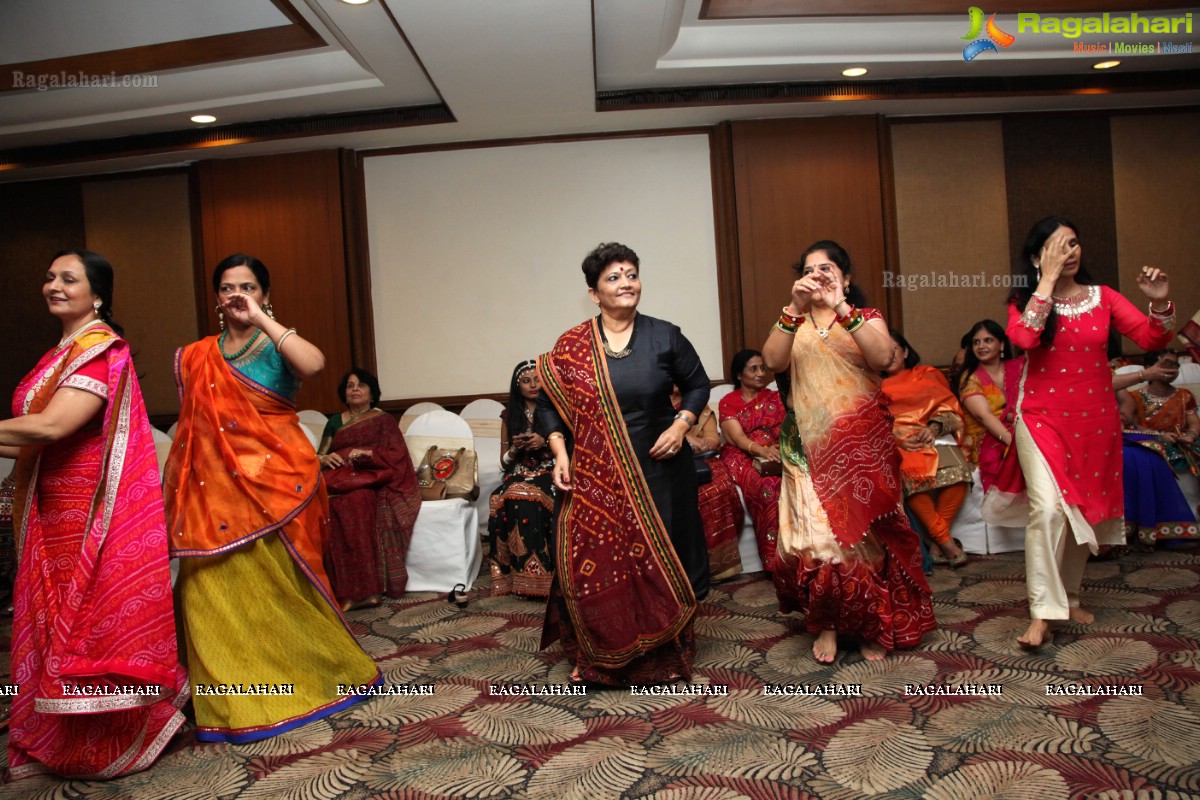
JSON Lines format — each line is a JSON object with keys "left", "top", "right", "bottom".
{"left": 718, "top": 350, "right": 785, "bottom": 571}
{"left": 983, "top": 217, "right": 1175, "bottom": 649}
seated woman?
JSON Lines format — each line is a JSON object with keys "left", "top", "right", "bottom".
{"left": 318, "top": 368, "right": 422, "bottom": 611}
{"left": 956, "top": 319, "right": 1023, "bottom": 492}
{"left": 719, "top": 349, "right": 785, "bottom": 570}
{"left": 1117, "top": 349, "right": 1200, "bottom": 547}
{"left": 883, "top": 330, "right": 972, "bottom": 567}
{"left": 488, "top": 360, "right": 556, "bottom": 597}
{"left": 673, "top": 385, "right": 743, "bottom": 581}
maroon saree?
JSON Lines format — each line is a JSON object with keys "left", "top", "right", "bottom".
{"left": 323, "top": 409, "right": 421, "bottom": 605}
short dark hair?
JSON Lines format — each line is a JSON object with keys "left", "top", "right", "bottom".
{"left": 51, "top": 249, "right": 124, "bottom": 336}
{"left": 582, "top": 242, "right": 639, "bottom": 289}
{"left": 889, "top": 328, "right": 921, "bottom": 370}
{"left": 338, "top": 368, "right": 381, "bottom": 405}
{"left": 793, "top": 240, "right": 867, "bottom": 307}
{"left": 729, "top": 349, "right": 762, "bottom": 387}
{"left": 212, "top": 253, "right": 271, "bottom": 295}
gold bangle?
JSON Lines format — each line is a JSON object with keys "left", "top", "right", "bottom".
{"left": 547, "top": 432, "right": 565, "bottom": 441}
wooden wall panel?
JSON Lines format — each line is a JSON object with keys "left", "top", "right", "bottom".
{"left": 730, "top": 117, "right": 890, "bottom": 370}
{"left": 82, "top": 173, "right": 196, "bottom": 416}
{"left": 1002, "top": 115, "right": 1118, "bottom": 290}
{"left": 1111, "top": 112, "right": 1200, "bottom": 350}
{"left": 0, "top": 181, "right": 85, "bottom": 416}
{"left": 197, "top": 151, "right": 351, "bottom": 411}
{"left": 891, "top": 120, "right": 1012, "bottom": 365}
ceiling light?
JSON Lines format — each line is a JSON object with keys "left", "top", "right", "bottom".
{"left": 191, "top": 114, "right": 217, "bottom": 124}
{"left": 842, "top": 67, "right": 868, "bottom": 77}
{"left": 338, "top": 0, "right": 372, "bottom": 4}
{"left": 1093, "top": 60, "right": 1120, "bottom": 69}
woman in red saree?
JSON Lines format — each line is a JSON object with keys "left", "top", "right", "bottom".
{"left": 718, "top": 349, "right": 785, "bottom": 571}
{"left": 762, "top": 240, "right": 935, "bottom": 664}
{"left": 318, "top": 369, "right": 421, "bottom": 610}
{"left": 1, "top": 250, "right": 188, "bottom": 780}
{"left": 539, "top": 242, "right": 710, "bottom": 686}
{"left": 673, "top": 385, "right": 743, "bottom": 582}
{"left": 955, "top": 319, "right": 1022, "bottom": 493}
{"left": 166, "top": 254, "right": 379, "bottom": 743}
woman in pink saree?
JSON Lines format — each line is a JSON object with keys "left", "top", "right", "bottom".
{"left": 0, "top": 250, "right": 188, "bottom": 780}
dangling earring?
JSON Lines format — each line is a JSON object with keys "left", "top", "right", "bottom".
{"left": 215, "top": 304, "right": 225, "bottom": 332}
{"left": 1034, "top": 262, "right": 1041, "bottom": 282}
{"left": 93, "top": 301, "right": 102, "bottom": 317}
{"left": 264, "top": 302, "right": 275, "bottom": 320}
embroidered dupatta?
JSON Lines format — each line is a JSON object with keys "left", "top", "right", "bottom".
{"left": 9, "top": 326, "right": 188, "bottom": 780}
{"left": 165, "top": 337, "right": 332, "bottom": 596}
{"left": 538, "top": 319, "right": 695, "bottom": 669}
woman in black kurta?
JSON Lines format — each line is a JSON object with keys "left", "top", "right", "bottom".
{"left": 538, "top": 242, "right": 710, "bottom": 685}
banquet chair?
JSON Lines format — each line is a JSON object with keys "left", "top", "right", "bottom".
{"left": 399, "top": 401, "right": 446, "bottom": 434}
{"left": 297, "top": 409, "right": 329, "bottom": 448}
{"left": 459, "top": 398, "right": 505, "bottom": 538}
{"left": 402, "top": 410, "right": 483, "bottom": 592}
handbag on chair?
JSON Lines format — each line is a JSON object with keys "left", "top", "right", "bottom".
{"left": 417, "top": 445, "right": 479, "bottom": 502}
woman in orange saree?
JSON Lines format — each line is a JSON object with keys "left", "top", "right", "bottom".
{"left": 2, "top": 250, "right": 188, "bottom": 780}
{"left": 165, "top": 254, "right": 379, "bottom": 743}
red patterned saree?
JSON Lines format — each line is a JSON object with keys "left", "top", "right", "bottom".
{"left": 538, "top": 319, "right": 696, "bottom": 685}
{"left": 8, "top": 326, "right": 188, "bottom": 780}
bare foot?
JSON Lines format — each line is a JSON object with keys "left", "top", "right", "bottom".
{"left": 1018, "top": 619, "right": 1051, "bottom": 649}
{"left": 860, "top": 640, "right": 887, "bottom": 661}
{"left": 1069, "top": 607, "right": 1094, "bottom": 624}
{"left": 813, "top": 630, "right": 838, "bottom": 664}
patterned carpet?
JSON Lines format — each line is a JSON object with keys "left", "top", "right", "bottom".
{"left": 2, "top": 549, "right": 1199, "bottom": 799}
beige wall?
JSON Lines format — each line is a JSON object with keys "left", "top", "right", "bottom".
{"left": 891, "top": 120, "right": 1013, "bottom": 366}
{"left": 1112, "top": 112, "right": 1200, "bottom": 352}
{"left": 82, "top": 173, "right": 198, "bottom": 415}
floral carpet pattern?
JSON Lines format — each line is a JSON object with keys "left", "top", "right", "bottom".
{"left": 2, "top": 550, "right": 1199, "bottom": 799}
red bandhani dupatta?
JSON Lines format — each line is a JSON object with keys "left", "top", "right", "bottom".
{"left": 790, "top": 313, "right": 905, "bottom": 549}
{"left": 538, "top": 319, "right": 695, "bottom": 669}
{"left": 9, "top": 326, "right": 188, "bottom": 780}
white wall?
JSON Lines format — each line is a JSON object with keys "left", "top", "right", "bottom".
{"left": 363, "top": 134, "right": 722, "bottom": 401}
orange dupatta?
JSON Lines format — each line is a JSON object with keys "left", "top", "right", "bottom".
{"left": 164, "top": 337, "right": 333, "bottom": 596}
{"left": 881, "top": 365, "right": 964, "bottom": 489}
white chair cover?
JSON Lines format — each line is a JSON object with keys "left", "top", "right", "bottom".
{"left": 150, "top": 426, "right": 172, "bottom": 444}
{"left": 402, "top": 410, "right": 482, "bottom": 592}
{"left": 399, "top": 401, "right": 446, "bottom": 433}
{"left": 459, "top": 398, "right": 506, "bottom": 539}
{"left": 297, "top": 409, "right": 329, "bottom": 448}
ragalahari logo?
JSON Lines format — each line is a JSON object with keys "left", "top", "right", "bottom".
{"left": 962, "top": 7, "right": 1016, "bottom": 61}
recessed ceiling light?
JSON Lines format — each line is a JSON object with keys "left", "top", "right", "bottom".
{"left": 1093, "top": 60, "right": 1120, "bottom": 69}
{"left": 339, "top": 0, "right": 372, "bottom": 4}
{"left": 191, "top": 114, "right": 217, "bottom": 124}
{"left": 842, "top": 67, "right": 868, "bottom": 77}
